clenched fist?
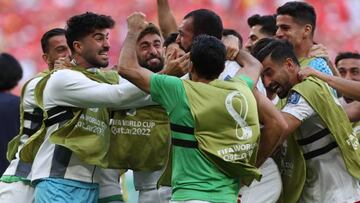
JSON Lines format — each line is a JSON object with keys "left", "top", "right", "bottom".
{"left": 127, "top": 12, "right": 148, "bottom": 33}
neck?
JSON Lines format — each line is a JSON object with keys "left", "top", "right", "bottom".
{"left": 294, "top": 39, "right": 313, "bottom": 59}
{"left": 191, "top": 73, "right": 213, "bottom": 84}
{"left": 73, "top": 55, "right": 93, "bottom": 69}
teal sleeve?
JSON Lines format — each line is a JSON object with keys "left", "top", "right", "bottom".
{"left": 150, "top": 74, "right": 184, "bottom": 112}
{"left": 232, "top": 74, "right": 254, "bottom": 89}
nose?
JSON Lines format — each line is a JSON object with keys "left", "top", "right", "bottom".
{"left": 244, "top": 40, "right": 252, "bottom": 52}
{"left": 262, "top": 75, "right": 272, "bottom": 88}
{"left": 175, "top": 34, "right": 181, "bottom": 44}
{"left": 103, "top": 38, "right": 110, "bottom": 48}
{"left": 149, "top": 45, "right": 157, "bottom": 55}
{"left": 275, "top": 28, "right": 283, "bottom": 39}
{"left": 344, "top": 72, "right": 351, "bottom": 80}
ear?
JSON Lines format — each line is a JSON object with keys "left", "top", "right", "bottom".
{"left": 303, "top": 24, "right": 313, "bottom": 38}
{"left": 73, "top": 41, "right": 82, "bottom": 54}
{"left": 286, "top": 58, "right": 296, "bottom": 72}
{"left": 42, "top": 53, "right": 50, "bottom": 64}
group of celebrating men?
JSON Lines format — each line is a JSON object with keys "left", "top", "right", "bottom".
{"left": 1, "top": 0, "right": 360, "bottom": 203}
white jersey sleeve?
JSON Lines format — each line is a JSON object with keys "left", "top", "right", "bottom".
{"left": 43, "top": 69, "right": 155, "bottom": 110}
{"left": 281, "top": 92, "right": 315, "bottom": 121}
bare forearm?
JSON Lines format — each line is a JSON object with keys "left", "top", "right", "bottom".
{"left": 325, "top": 76, "right": 360, "bottom": 101}
{"left": 253, "top": 90, "right": 287, "bottom": 166}
{"left": 343, "top": 101, "right": 360, "bottom": 122}
{"left": 157, "top": 0, "right": 178, "bottom": 38}
{"left": 118, "top": 32, "right": 139, "bottom": 70}
{"left": 235, "top": 50, "right": 262, "bottom": 86}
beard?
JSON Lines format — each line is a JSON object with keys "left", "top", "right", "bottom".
{"left": 82, "top": 48, "right": 109, "bottom": 68}
{"left": 138, "top": 55, "right": 164, "bottom": 73}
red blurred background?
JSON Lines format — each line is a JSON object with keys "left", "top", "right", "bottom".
{"left": 1, "top": 0, "right": 359, "bottom": 95}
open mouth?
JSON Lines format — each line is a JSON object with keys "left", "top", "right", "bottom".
{"left": 269, "top": 83, "right": 282, "bottom": 94}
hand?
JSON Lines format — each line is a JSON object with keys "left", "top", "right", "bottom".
{"left": 127, "top": 12, "right": 148, "bottom": 33}
{"left": 54, "top": 57, "right": 73, "bottom": 70}
{"left": 297, "top": 67, "right": 320, "bottom": 81}
{"left": 163, "top": 51, "right": 190, "bottom": 76}
{"left": 222, "top": 34, "right": 239, "bottom": 60}
{"left": 308, "top": 43, "right": 329, "bottom": 59}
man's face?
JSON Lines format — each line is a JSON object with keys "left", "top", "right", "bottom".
{"left": 276, "top": 15, "right": 305, "bottom": 48}
{"left": 337, "top": 58, "right": 360, "bottom": 102}
{"left": 136, "top": 33, "right": 164, "bottom": 72}
{"left": 79, "top": 29, "right": 111, "bottom": 68}
{"left": 245, "top": 25, "right": 271, "bottom": 51}
{"left": 261, "top": 55, "right": 293, "bottom": 99}
{"left": 43, "top": 35, "right": 70, "bottom": 68}
{"left": 176, "top": 17, "right": 194, "bottom": 52}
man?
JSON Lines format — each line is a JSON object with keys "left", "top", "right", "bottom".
{"left": 253, "top": 38, "right": 360, "bottom": 203}
{"left": 245, "top": 14, "right": 277, "bottom": 52}
{"left": 132, "top": 23, "right": 171, "bottom": 203}
{"left": 0, "top": 53, "right": 23, "bottom": 175}
{"left": 28, "top": 12, "right": 152, "bottom": 203}
{"left": 119, "top": 12, "right": 266, "bottom": 202}
{"left": 335, "top": 52, "right": 360, "bottom": 103}
{"left": 0, "top": 28, "right": 70, "bottom": 203}
{"left": 275, "top": 1, "right": 333, "bottom": 76}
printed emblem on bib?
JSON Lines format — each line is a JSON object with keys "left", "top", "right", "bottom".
{"left": 225, "top": 91, "right": 252, "bottom": 140}
{"left": 288, "top": 92, "right": 300, "bottom": 104}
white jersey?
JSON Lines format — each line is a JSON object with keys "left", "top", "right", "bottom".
{"left": 30, "top": 69, "right": 154, "bottom": 184}
{"left": 96, "top": 168, "right": 122, "bottom": 199}
{"left": 3, "top": 77, "right": 43, "bottom": 179}
{"left": 218, "top": 61, "right": 267, "bottom": 96}
{"left": 282, "top": 92, "right": 360, "bottom": 203}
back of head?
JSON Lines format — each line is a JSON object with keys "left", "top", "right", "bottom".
{"left": 66, "top": 12, "right": 115, "bottom": 52}
{"left": 163, "top": 32, "right": 179, "bottom": 47}
{"left": 223, "top": 28, "right": 243, "bottom": 48}
{"left": 137, "top": 23, "right": 162, "bottom": 43}
{"left": 190, "top": 34, "right": 226, "bottom": 80}
{"left": 247, "top": 14, "right": 277, "bottom": 36}
{"left": 276, "top": 1, "right": 316, "bottom": 34}
{"left": 0, "top": 53, "right": 23, "bottom": 92}
{"left": 335, "top": 52, "right": 360, "bottom": 66}
{"left": 184, "top": 9, "right": 223, "bottom": 39}
{"left": 251, "top": 38, "right": 299, "bottom": 65}
{"left": 41, "top": 28, "right": 66, "bottom": 54}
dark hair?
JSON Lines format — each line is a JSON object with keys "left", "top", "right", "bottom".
{"left": 223, "top": 28, "right": 243, "bottom": 48}
{"left": 163, "top": 32, "right": 179, "bottom": 47}
{"left": 190, "top": 34, "right": 226, "bottom": 80}
{"left": 247, "top": 14, "right": 277, "bottom": 36}
{"left": 184, "top": 9, "right": 223, "bottom": 39}
{"left": 335, "top": 52, "right": 360, "bottom": 66}
{"left": 137, "top": 23, "right": 162, "bottom": 42}
{"left": 41, "top": 28, "right": 66, "bottom": 53}
{"left": 66, "top": 12, "right": 115, "bottom": 52}
{"left": 251, "top": 38, "right": 299, "bottom": 66}
{"left": 0, "top": 53, "right": 23, "bottom": 91}
{"left": 277, "top": 1, "right": 316, "bottom": 34}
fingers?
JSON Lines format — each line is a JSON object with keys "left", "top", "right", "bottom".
{"left": 127, "top": 12, "right": 148, "bottom": 33}
{"left": 54, "top": 57, "right": 73, "bottom": 70}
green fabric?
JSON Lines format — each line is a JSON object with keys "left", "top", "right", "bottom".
{"left": 0, "top": 175, "right": 31, "bottom": 184}
{"left": 151, "top": 74, "right": 257, "bottom": 202}
{"left": 108, "top": 106, "right": 170, "bottom": 170}
{"left": 293, "top": 77, "right": 360, "bottom": 178}
{"left": 19, "top": 68, "right": 119, "bottom": 164}
{"left": 98, "top": 194, "right": 124, "bottom": 203}
{"left": 7, "top": 70, "right": 49, "bottom": 162}
{"left": 238, "top": 75, "right": 254, "bottom": 90}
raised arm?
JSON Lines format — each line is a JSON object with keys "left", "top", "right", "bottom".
{"left": 157, "top": 0, "right": 178, "bottom": 38}
{"left": 234, "top": 49, "right": 263, "bottom": 88}
{"left": 299, "top": 67, "right": 360, "bottom": 101}
{"left": 118, "top": 12, "right": 153, "bottom": 94}
{"left": 253, "top": 89, "right": 288, "bottom": 166}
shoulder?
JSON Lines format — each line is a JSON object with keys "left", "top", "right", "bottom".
{"left": 282, "top": 91, "right": 315, "bottom": 121}
{"left": 308, "top": 57, "right": 333, "bottom": 76}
